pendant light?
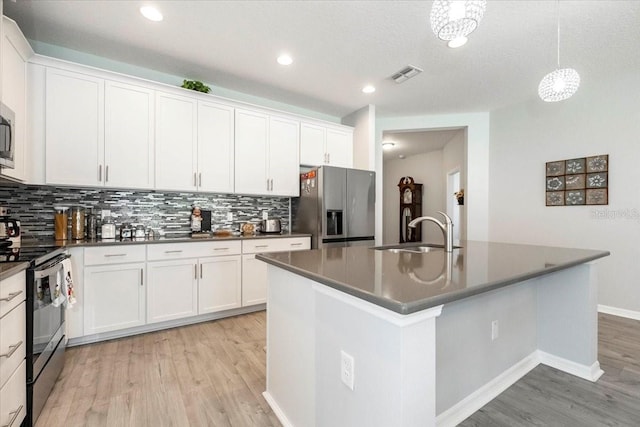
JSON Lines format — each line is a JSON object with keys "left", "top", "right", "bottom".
{"left": 538, "top": 0, "right": 580, "bottom": 102}
{"left": 430, "top": 1, "right": 487, "bottom": 47}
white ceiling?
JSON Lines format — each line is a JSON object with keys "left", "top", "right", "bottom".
{"left": 5, "top": 1, "right": 640, "bottom": 119}
{"left": 382, "top": 129, "right": 463, "bottom": 161}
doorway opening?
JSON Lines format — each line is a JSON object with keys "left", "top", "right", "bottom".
{"left": 447, "top": 168, "right": 461, "bottom": 243}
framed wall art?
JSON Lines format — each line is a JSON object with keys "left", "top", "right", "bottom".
{"left": 545, "top": 154, "right": 608, "bottom": 206}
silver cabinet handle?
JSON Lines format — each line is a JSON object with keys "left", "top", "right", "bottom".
{"left": 0, "top": 340, "right": 22, "bottom": 358}
{"left": 290, "top": 242, "right": 303, "bottom": 246}
{"left": 98, "top": 164, "right": 103, "bottom": 181}
{"left": 164, "top": 250, "right": 183, "bottom": 254}
{"left": 194, "top": 264, "right": 198, "bottom": 279}
{"left": 199, "top": 173, "right": 202, "bottom": 187}
{"left": 104, "top": 253, "right": 126, "bottom": 257}
{"left": 327, "top": 153, "right": 330, "bottom": 163}
{"left": 140, "top": 268, "right": 144, "bottom": 286}
{"left": 105, "top": 165, "right": 109, "bottom": 182}
{"left": 213, "top": 247, "right": 229, "bottom": 251}
{"left": 0, "top": 290, "right": 23, "bottom": 302}
{"left": 270, "top": 179, "right": 274, "bottom": 191}
{"left": 1, "top": 404, "right": 23, "bottom": 427}
{"left": 194, "top": 172, "right": 197, "bottom": 187}
{"left": 200, "top": 263, "right": 203, "bottom": 279}
{"left": 255, "top": 244, "right": 269, "bottom": 249}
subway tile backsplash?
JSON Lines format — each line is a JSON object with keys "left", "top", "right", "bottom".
{"left": 0, "top": 183, "right": 290, "bottom": 239}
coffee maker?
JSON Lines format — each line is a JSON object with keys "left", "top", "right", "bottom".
{"left": 0, "top": 206, "right": 21, "bottom": 248}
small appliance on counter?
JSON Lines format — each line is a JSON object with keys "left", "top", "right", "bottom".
{"left": 0, "top": 205, "right": 21, "bottom": 247}
{"left": 191, "top": 206, "right": 212, "bottom": 236}
{"left": 260, "top": 218, "right": 282, "bottom": 234}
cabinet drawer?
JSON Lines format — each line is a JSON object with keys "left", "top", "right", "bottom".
{"left": 0, "top": 271, "right": 25, "bottom": 318}
{"left": 0, "top": 302, "right": 25, "bottom": 389}
{"left": 242, "top": 237, "right": 310, "bottom": 254}
{"left": 84, "top": 245, "right": 146, "bottom": 266}
{"left": 147, "top": 241, "right": 241, "bottom": 260}
{"left": 0, "top": 360, "right": 26, "bottom": 427}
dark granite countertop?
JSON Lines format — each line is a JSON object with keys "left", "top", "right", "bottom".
{"left": 20, "top": 232, "right": 311, "bottom": 249}
{"left": 0, "top": 262, "right": 29, "bottom": 280}
{"left": 256, "top": 240, "right": 610, "bottom": 315}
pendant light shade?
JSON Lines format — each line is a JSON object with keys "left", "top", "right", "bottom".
{"left": 538, "top": 68, "right": 580, "bottom": 102}
{"left": 430, "top": 1, "right": 487, "bottom": 41}
{"left": 539, "top": 0, "right": 580, "bottom": 102}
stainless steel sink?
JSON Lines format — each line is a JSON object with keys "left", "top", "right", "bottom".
{"left": 372, "top": 244, "right": 461, "bottom": 254}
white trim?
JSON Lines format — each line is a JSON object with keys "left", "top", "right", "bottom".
{"left": 263, "top": 391, "right": 295, "bottom": 427}
{"left": 598, "top": 304, "right": 640, "bottom": 321}
{"left": 311, "top": 282, "right": 443, "bottom": 326}
{"left": 436, "top": 352, "right": 539, "bottom": 427}
{"left": 537, "top": 351, "right": 604, "bottom": 382}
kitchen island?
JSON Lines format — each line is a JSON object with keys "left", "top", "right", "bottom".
{"left": 256, "top": 241, "right": 610, "bottom": 427}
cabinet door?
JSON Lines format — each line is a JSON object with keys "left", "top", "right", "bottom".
{"left": 234, "top": 109, "right": 268, "bottom": 195}
{"left": 300, "top": 123, "right": 326, "bottom": 166}
{"left": 155, "top": 91, "right": 197, "bottom": 191}
{"left": 269, "top": 116, "right": 299, "bottom": 196}
{"left": 242, "top": 254, "right": 268, "bottom": 306}
{"left": 197, "top": 101, "right": 234, "bottom": 193}
{"left": 325, "top": 128, "right": 353, "bottom": 168}
{"left": 198, "top": 255, "right": 241, "bottom": 314}
{"left": 147, "top": 259, "right": 198, "bottom": 323}
{"left": 105, "top": 81, "right": 154, "bottom": 189}
{"left": 84, "top": 263, "right": 145, "bottom": 335}
{"left": 45, "top": 68, "right": 104, "bottom": 186}
{"left": 1, "top": 28, "right": 26, "bottom": 181}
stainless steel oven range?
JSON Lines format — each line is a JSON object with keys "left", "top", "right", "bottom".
{"left": 24, "top": 247, "right": 69, "bottom": 427}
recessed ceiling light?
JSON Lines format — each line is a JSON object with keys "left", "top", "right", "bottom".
{"left": 448, "top": 36, "right": 468, "bottom": 48}
{"left": 140, "top": 5, "right": 163, "bottom": 21}
{"left": 382, "top": 141, "right": 395, "bottom": 150}
{"left": 398, "top": 154, "right": 406, "bottom": 159}
{"left": 362, "top": 85, "right": 376, "bottom": 94}
{"left": 277, "top": 54, "right": 293, "bottom": 66}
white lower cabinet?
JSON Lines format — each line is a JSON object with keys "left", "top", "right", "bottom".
{"left": 0, "top": 360, "right": 26, "bottom": 427}
{"left": 198, "top": 255, "right": 242, "bottom": 314}
{"left": 83, "top": 263, "right": 146, "bottom": 335}
{"left": 147, "top": 259, "right": 198, "bottom": 324}
{"left": 241, "top": 254, "right": 268, "bottom": 306}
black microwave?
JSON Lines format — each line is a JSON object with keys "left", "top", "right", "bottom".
{"left": 0, "top": 103, "right": 15, "bottom": 169}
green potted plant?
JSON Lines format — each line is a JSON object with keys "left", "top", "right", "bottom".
{"left": 181, "top": 79, "right": 211, "bottom": 93}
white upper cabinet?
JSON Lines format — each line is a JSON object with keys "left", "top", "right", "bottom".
{"left": 235, "top": 110, "right": 299, "bottom": 196}
{"left": 234, "top": 109, "right": 269, "bottom": 195}
{"left": 155, "top": 91, "right": 197, "bottom": 191}
{"left": 197, "top": 101, "right": 234, "bottom": 193}
{"left": 300, "top": 122, "right": 353, "bottom": 168}
{"left": 104, "top": 81, "right": 155, "bottom": 189}
{"left": 45, "top": 68, "right": 104, "bottom": 186}
{"left": 269, "top": 116, "right": 300, "bottom": 196}
{"left": 0, "top": 18, "right": 33, "bottom": 182}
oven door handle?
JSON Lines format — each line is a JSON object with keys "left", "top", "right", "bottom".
{"left": 33, "top": 256, "right": 69, "bottom": 280}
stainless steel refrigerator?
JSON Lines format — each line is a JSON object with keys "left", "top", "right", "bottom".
{"left": 293, "top": 166, "right": 375, "bottom": 248}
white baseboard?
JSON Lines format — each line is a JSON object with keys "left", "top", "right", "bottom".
{"left": 263, "top": 391, "right": 294, "bottom": 427}
{"left": 436, "top": 352, "right": 539, "bottom": 427}
{"left": 598, "top": 304, "right": 640, "bottom": 321}
{"left": 537, "top": 351, "right": 604, "bottom": 382}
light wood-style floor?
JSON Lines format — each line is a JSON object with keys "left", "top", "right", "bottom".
{"left": 38, "top": 312, "right": 640, "bottom": 427}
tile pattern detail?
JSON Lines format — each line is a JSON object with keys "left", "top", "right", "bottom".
{"left": 545, "top": 155, "right": 608, "bottom": 206}
{"left": 0, "top": 183, "right": 290, "bottom": 239}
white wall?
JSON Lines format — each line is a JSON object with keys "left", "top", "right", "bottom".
{"left": 342, "top": 104, "right": 375, "bottom": 171}
{"left": 443, "top": 131, "right": 466, "bottom": 241}
{"left": 383, "top": 151, "right": 444, "bottom": 244}
{"left": 488, "top": 69, "right": 640, "bottom": 314}
{"left": 375, "top": 113, "right": 490, "bottom": 246}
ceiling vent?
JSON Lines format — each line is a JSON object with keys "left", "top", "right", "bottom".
{"left": 391, "top": 65, "right": 423, "bottom": 83}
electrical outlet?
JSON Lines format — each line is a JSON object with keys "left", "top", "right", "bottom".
{"left": 340, "top": 350, "right": 355, "bottom": 390}
{"left": 227, "top": 211, "right": 233, "bottom": 221}
{"left": 101, "top": 209, "right": 110, "bottom": 219}
{"left": 262, "top": 211, "right": 269, "bottom": 220}
{"left": 491, "top": 320, "right": 499, "bottom": 341}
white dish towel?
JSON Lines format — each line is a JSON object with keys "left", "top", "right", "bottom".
{"left": 61, "top": 257, "right": 77, "bottom": 308}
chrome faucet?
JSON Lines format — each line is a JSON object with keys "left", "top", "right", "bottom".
{"left": 408, "top": 211, "right": 454, "bottom": 252}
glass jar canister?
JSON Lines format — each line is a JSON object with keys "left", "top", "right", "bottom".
{"left": 54, "top": 207, "right": 69, "bottom": 240}
{"left": 71, "top": 207, "right": 85, "bottom": 240}
{"left": 101, "top": 216, "right": 116, "bottom": 239}
{"left": 86, "top": 210, "right": 98, "bottom": 239}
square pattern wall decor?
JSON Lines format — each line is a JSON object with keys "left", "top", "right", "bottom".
{"left": 545, "top": 155, "right": 609, "bottom": 206}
